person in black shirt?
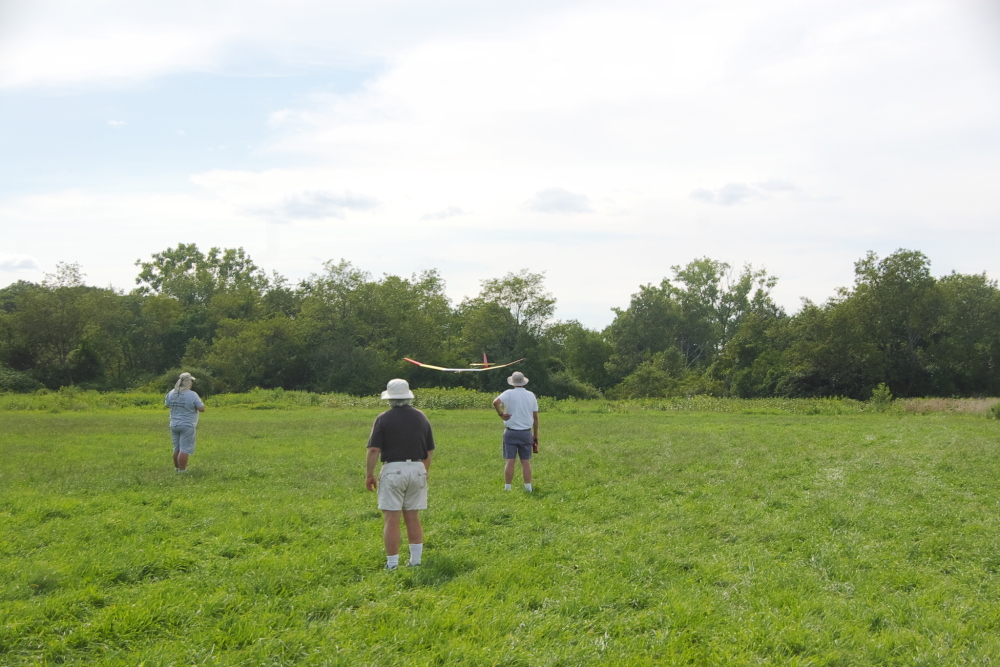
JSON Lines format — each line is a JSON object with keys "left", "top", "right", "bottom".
{"left": 366, "top": 379, "right": 435, "bottom": 570}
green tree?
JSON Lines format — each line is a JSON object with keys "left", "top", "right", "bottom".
{"left": 135, "top": 244, "right": 269, "bottom": 305}
{"left": 205, "top": 316, "right": 309, "bottom": 393}
{"left": 134, "top": 244, "right": 273, "bottom": 357}
{"left": 298, "top": 261, "right": 454, "bottom": 394}
{"left": 709, "top": 311, "right": 790, "bottom": 397}
{"left": 851, "top": 249, "right": 940, "bottom": 397}
{"left": 927, "top": 272, "right": 1000, "bottom": 395}
{"left": 605, "top": 258, "right": 780, "bottom": 391}
{"left": 548, "top": 320, "right": 613, "bottom": 390}
{"left": 14, "top": 263, "right": 92, "bottom": 387}
{"left": 457, "top": 270, "right": 555, "bottom": 393}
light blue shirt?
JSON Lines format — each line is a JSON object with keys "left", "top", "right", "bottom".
{"left": 495, "top": 388, "right": 538, "bottom": 430}
{"left": 165, "top": 389, "right": 204, "bottom": 428}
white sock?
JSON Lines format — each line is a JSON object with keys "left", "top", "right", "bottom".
{"left": 386, "top": 555, "right": 399, "bottom": 569}
{"left": 504, "top": 483, "right": 512, "bottom": 490}
{"left": 409, "top": 543, "right": 423, "bottom": 565}
{"left": 525, "top": 483, "right": 533, "bottom": 492}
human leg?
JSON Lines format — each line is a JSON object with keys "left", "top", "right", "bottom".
{"left": 382, "top": 510, "right": 402, "bottom": 556}
{"left": 502, "top": 431, "right": 524, "bottom": 487}
{"left": 170, "top": 427, "right": 181, "bottom": 469}
{"left": 504, "top": 459, "right": 516, "bottom": 485}
{"left": 521, "top": 458, "right": 532, "bottom": 485}
{"left": 402, "top": 509, "right": 423, "bottom": 544}
{"left": 377, "top": 463, "right": 413, "bottom": 568}
{"left": 402, "top": 509, "right": 423, "bottom": 564}
{"left": 174, "top": 426, "right": 196, "bottom": 471}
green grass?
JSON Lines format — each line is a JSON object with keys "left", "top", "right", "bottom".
{"left": 2, "top": 406, "right": 1000, "bottom": 665}
{"left": 3, "top": 386, "right": 998, "bottom": 417}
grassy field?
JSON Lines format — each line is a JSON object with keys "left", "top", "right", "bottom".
{"left": 2, "top": 404, "right": 1000, "bottom": 665}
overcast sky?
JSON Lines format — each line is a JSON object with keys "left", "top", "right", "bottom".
{"left": 2, "top": 0, "right": 999, "bottom": 329}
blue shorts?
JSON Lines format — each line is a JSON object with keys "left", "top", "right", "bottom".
{"left": 170, "top": 425, "right": 197, "bottom": 454}
{"left": 502, "top": 429, "right": 533, "bottom": 460}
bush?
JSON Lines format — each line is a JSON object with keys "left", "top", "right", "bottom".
{"left": 987, "top": 402, "right": 1000, "bottom": 420}
{"left": 604, "top": 362, "right": 674, "bottom": 399}
{"left": 546, "top": 371, "right": 602, "bottom": 400}
{"left": 868, "top": 383, "right": 893, "bottom": 411}
{"left": 138, "top": 367, "right": 217, "bottom": 398}
{"left": 0, "top": 365, "right": 44, "bottom": 393}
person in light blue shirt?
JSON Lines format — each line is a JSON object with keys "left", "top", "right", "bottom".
{"left": 493, "top": 371, "right": 539, "bottom": 492}
{"left": 164, "top": 372, "right": 206, "bottom": 472}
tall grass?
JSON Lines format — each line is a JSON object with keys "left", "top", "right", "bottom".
{"left": 2, "top": 408, "right": 1000, "bottom": 664}
{"left": 5, "top": 386, "right": 998, "bottom": 416}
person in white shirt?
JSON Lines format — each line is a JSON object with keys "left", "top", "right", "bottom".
{"left": 492, "top": 371, "right": 539, "bottom": 492}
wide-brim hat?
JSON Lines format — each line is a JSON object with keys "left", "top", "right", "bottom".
{"left": 507, "top": 371, "right": 529, "bottom": 386}
{"left": 381, "top": 378, "right": 415, "bottom": 399}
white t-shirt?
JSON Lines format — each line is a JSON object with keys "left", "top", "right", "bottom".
{"left": 495, "top": 388, "right": 538, "bottom": 430}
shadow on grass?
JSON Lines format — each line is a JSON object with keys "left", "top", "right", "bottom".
{"left": 400, "top": 554, "right": 477, "bottom": 587}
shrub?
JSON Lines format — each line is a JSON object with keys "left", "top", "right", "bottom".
{"left": 987, "top": 402, "right": 1000, "bottom": 420}
{"left": 0, "top": 365, "right": 44, "bottom": 393}
{"left": 546, "top": 371, "right": 602, "bottom": 400}
{"left": 868, "top": 383, "right": 893, "bottom": 411}
{"left": 138, "top": 367, "right": 217, "bottom": 397}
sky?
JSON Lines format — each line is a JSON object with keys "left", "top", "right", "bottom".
{"left": 1, "top": 0, "right": 999, "bottom": 329}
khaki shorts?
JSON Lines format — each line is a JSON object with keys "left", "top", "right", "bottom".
{"left": 377, "top": 461, "right": 428, "bottom": 511}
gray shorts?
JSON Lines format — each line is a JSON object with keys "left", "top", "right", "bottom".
{"left": 170, "top": 425, "right": 197, "bottom": 454}
{"left": 502, "top": 429, "right": 533, "bottom": 460}
{"left": 377, "top": 462, "right": 428, "bottom": 511}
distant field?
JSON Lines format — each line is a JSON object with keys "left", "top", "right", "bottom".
{"left": 2, "top": 406, "right": 1000, "bottom": 665}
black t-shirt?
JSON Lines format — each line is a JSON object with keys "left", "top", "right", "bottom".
{"left": 367, "top": 406, "right": 435, "bottom": 462}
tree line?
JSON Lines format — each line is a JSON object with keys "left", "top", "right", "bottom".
{"left": 1, "top": 244, "right": 998, "bottom": 399}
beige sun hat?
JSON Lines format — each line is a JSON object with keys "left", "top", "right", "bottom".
{"left": 381, "top": 378, "right": 415, "bottom": 399}
{"left": 507, "top": 371, "right": 529, "bottom": 386}
{"left": 174, "top": 372, "right": 196, "bottom": 392}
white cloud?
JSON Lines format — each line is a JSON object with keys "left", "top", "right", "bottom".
{"left": 0, "top": 0, "right": 582, "bottom": 90}
{"left": 524, "top": 188, "right": 592, "bottom": 214}
{"left": 692, "top": 180, "right": 809, "bottom": 206}
{"left": 2, "top": 0, "right": 1000, "bottom": 327}
{"left": 249, "top": 190, "right": 379, "bottom": 223}
{"left": 757, "top": 179, "right": 799, "bottom": 193}
{"left": 0, "top": 255, "right": 41, "bottom": 272}
{"left": 692, "top": 184, "right": 756, "bottom": 206}
{"left": 420, "top": 206, "right": 466, "bottom": 221}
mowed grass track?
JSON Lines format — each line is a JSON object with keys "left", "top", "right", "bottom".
{"left": 2, "top": 408, "right": 1000, "bottom": 666}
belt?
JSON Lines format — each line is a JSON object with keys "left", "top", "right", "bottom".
{"left": 506, "top": 428, "right": 531, "bottom": 431}
{"left": 383, "top": 458, "right": 422, "bottom": 463}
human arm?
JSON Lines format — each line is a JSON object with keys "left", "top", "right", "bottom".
{"left": 365, "top": 447, "right": 380, "bottom": 491}
{"left": 532, "top": 411, "right": 539, "bottom": 441}
{"left": 493, "top": 397, "right": 511, "bottom": 421}
{"left": 198, "top": 405, "right": 206, "bottom": 413}
{"left": 423, "top": 450, "right": 433, "bottom": 482}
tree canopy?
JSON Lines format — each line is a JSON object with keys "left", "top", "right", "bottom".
{"left": 2, "top": 246, "right": 997, "bottom": 399}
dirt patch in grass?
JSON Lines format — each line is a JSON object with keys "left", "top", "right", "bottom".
{"left": 898, "top": 397, "right": 1000, "bottom": 415}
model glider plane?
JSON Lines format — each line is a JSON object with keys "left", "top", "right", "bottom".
{"left": 403, "top": 354, "right": 525, "bottom": 373}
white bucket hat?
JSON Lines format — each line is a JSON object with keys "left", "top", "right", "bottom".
{"left": 381, "top": 378, "right": 415, "bottom": 399}
{"left": 507, "top": 371, "right": 529, "bottom": 386}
